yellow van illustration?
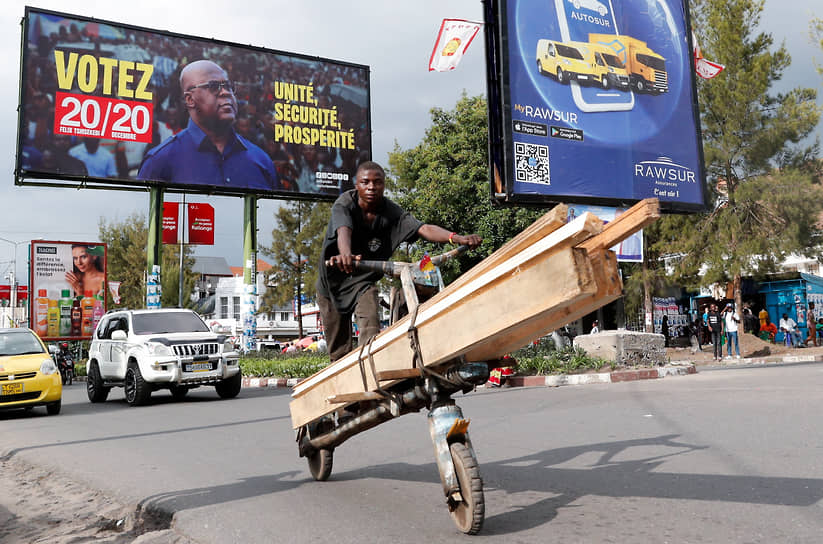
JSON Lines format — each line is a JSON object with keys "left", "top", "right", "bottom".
{"left": 536, "top": 39, "right": 592, "bottom": 84}
{"left": 589, "top": 34, "right": 668, "bottom": 93}
{"left": 565, "top": 41, "right": 631, "bottom": 90}
{"left": 587, "top": 43, "right": 631, "bottom": 90}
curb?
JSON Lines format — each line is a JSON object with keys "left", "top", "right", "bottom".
{"left": 686, "top": 353, "right": 823, "bottom": 367}
{"left": 503, "top": 364, "right": 697, "bottom": 388}
{"left": 241, "top": 377, "right": 303, "bottom": 389}
{"left": 239, "top": 364, "right": 698, "bottom": 391}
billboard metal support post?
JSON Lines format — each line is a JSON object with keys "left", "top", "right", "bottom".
{"left": 241, "top": 195, "right": 258, "bottom": 353}
{"left": 147, "top": 187, "right": 164, "bottom": 309}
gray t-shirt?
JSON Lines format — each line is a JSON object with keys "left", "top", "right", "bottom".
{"left": 316, "top": 190, "right": 423, "bottom": 313}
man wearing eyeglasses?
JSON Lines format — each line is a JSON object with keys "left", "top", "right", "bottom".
{"left": 138, "top": 60, "right": 280, "bottom": 192}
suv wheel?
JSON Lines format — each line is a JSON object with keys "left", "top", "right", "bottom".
{"left": 125, "top": 361, "right": 151, "bottom": 406}
{"left": 215, "top": 372, "right": 242, "bottom": 399}
{"left": 87, "top": 361, "right": 110, "bottom": 403}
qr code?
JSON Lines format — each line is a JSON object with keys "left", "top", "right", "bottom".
{"left": 514, "top": 142, "right": 550, "bottom": 184}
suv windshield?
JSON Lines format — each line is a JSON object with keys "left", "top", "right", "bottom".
{"left": 0, "top": 330, "right": 46, "bottom": 356}
{"left": 132, "top": 312, "right": 210, "bottom": 334}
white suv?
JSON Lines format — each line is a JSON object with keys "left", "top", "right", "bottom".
{"left": 87, "top": 309, "right": 241, "bottom": 406}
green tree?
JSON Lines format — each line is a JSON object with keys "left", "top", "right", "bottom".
{"left": 664, "top": 0, "right": 822, "bottom": 311}
{"left": 259, "top": 201, "right": 330, "bottom": 338}
{"left": 388, "top": 94, "right": 543, "bottom": 280}
{"left": 814, "top": 17, "right": 823, "bottom": 76}
{"left": 99, "top": 213, "right": 196, "bottom": 310}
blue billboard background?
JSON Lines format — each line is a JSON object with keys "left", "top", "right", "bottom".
{"left": 492, "top": 0, "right": 705, "bottom": 211}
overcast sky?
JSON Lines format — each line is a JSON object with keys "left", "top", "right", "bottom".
{"left": 1, "top": 0, "right": 821, "bottom": 284}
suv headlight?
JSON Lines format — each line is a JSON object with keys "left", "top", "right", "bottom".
{"left": 145, "top": 342, "right": 172, "bottom": 356}
{"left": 40, "top": 358, "right": 58, "bottom": 375}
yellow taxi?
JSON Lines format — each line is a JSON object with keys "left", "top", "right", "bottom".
{"left": 0, "top": 328, "right": 62, "bottom": 415}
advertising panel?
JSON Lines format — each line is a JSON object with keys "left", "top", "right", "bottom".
{"left": 565, "top": 204, "right": 643, "bottom": 262}
{"left": 187, "top": 203, "right": 215, "bottom": 245}
{"left": 29, "top": 240, "right": 107, "bottom": 340}
{"left": 17, "top": 7, "right": 371, "bottom": 200}
{"left": 484, "top": 0, "right": 706, "bottom": 212}
{"left": 162, "top": 202, "right": 179, "bottom": 244}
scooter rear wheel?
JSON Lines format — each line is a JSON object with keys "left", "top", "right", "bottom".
{"left": 307, "top": 448, "right": 334, "bottom": 481}
{"left": 449, "top": 442, "right": 484, "bottom": 534}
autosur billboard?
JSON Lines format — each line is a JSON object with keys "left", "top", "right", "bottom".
{"left": 484, "top": 0, "right": 706, "bottom": 212}
{"left": 29, "top": 240, "right": 107, "bottom": 341}
{"left": 16, "top": 7, "right": 371, "bottom": 200}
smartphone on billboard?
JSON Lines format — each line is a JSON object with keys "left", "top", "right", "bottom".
{"left": 553, "top": 0, "right": 635, "bottom": 112}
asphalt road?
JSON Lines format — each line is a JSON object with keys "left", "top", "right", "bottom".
{"left": 2, "top": 364, "right": 823, "bottom": 543}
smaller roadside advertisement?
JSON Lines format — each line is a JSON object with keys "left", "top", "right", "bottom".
{"left": 566, "top": 204, "right": 643, "bottom": 262}
{"left": 29, "top": 240, "right": 107, "bottom": 340}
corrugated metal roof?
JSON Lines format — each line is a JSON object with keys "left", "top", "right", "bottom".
{"left": 192, "top": 257, "right": 233, "bottom": 276}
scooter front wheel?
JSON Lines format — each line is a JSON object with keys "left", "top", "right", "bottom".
{"left": 448, "top": 442, "right": 484, "bottom": 534}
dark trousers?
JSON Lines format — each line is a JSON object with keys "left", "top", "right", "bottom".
{"left": 318, "top": 285, "right": 381, "bottom": 362}
{"left": 711, "top": 330, "right": 722, "bottom": 359}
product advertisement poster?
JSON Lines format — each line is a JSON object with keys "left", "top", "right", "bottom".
{"left": 29, "top": 240, "right": 108, "bottom": 340}
{"left": 17, "top": 7, "right": 371, "bottom": 200}
{"left": 485, "top": 0, "right": 706, "bottom": 212}
{"left": 566, "top": 204, "right": 643, "bottom": 261}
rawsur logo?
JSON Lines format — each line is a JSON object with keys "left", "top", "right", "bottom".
{"left": 634, "top": 156, "right": 696, "bottom": 184}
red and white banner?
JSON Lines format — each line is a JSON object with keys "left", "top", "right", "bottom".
{"left": 695, "top": 58, "right": 725, "bottom": 79}
{"left": 188, "top": 203, "right": 214, "bottom": 245}
{"left": 108, "top": 281, "right": 121, "bottom": 304}
{"left": 428, "top": 19, "right": 482, "bottom": 72}
{"left": 162, "top": 202, "right": 179, "bottom": 245}
{"left": 692, "top": 31, "right": 725, "bottom": 79}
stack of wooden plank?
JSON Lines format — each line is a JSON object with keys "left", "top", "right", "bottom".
{"left": 290, "top": 198, "right": 660, "bottom": 429}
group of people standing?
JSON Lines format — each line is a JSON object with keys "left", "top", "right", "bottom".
{"left": 696, "top": 301, "right": 819, "bottom": 361}
{"left": 701, "top": 303, "right": 742, "bottom": 361}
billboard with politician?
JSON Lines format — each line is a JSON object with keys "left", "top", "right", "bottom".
{"left": 16, "top": 7, "right": 371, "bottom": 200}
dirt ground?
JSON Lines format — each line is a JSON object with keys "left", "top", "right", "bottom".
{"left": 0, "top": 455, "right": 191, "bottom": 544}
{"left": 665, "top": 331, "right": 823, "bottom": 364}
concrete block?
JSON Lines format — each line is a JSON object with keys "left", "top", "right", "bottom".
{"left": 573, "top": 330, "right": 667, "bottom": 366}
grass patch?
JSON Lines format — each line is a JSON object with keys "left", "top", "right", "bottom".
{"left": 239, "top": 351, "right": 330, "bottom": 378}
{"left": 511, "top": 337, "right": 614, "bottom": 376}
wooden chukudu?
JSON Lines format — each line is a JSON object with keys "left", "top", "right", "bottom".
{"left": 291, "top": 198, "right": 661, "bottom": 534}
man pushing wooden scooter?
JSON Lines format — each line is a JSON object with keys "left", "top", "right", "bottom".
{"left": 291, "top": 172, "right": 660, "bottom": 534}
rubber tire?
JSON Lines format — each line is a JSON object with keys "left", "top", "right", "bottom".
{"left": 86, "top": 362, "right": 110, "bottom": 403}
{"left": 46, "top": 400, "right": 61, "bottom": 415}
{"left": 601, "top": 75, "right": 609, "bottom": 89}
{"left": 635, "top": 79, "right": 646, "bottom": 92}
{"left": 215, "top": 371, "right": 242, "bottom": 399}
{"left": 66, "top": 368, "right": 73, "bottom": 386}
{"left": 557, "top": 68, "right": 566, "bottom": 84}
{"left": 537, "top": 59, "right": 545, "bottom": 75}
{"left": 449, "top": 442, "right": 485, "bottom": 535}
{"left": 170, "top": 385, "right": 189, "bottom": 400}
{"left": 307, "top": 448, "right": 334, "bottom": 481}
{"left": 124, "top": 362, "right": 151, "bottom": 406}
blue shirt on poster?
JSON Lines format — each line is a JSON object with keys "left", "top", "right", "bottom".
{"left": 138, "top": 119, "right": 280, "bottom": 192}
